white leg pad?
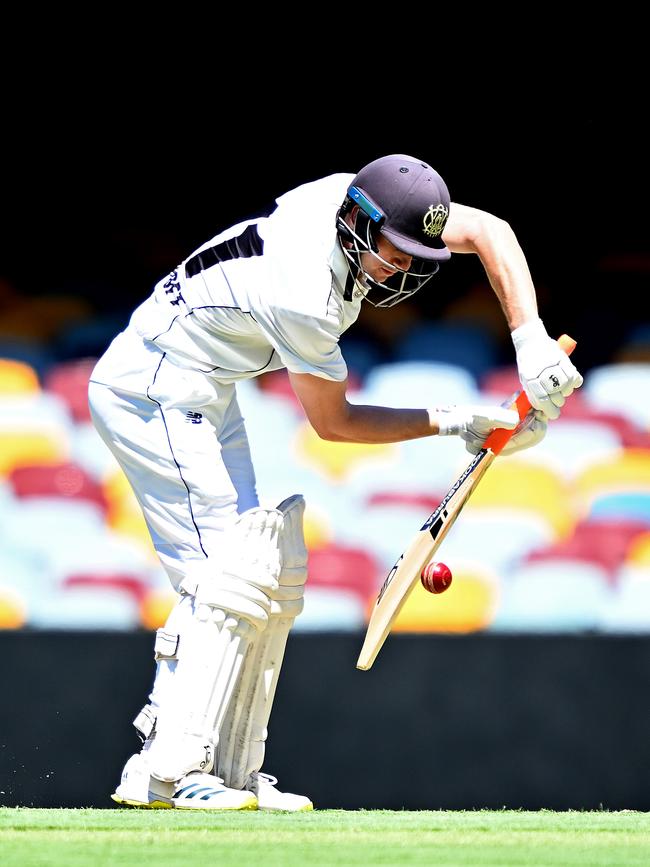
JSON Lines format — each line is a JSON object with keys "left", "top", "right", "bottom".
{"left": 144, "top": 505, "right": 285, "bottom": 783}
{"left": 217, "top": 494, "right": 307, "bottom": 790}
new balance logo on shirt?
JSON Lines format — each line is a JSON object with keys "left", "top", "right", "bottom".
{"left": 185, "top": 411, "right": 203, "bottom": 424}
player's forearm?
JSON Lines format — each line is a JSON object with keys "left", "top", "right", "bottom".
{"left": 320, "top": 403, "right": 435, "bottom": 444}
{"left": 479, "top": 233, "right": 539, "bottom": 331}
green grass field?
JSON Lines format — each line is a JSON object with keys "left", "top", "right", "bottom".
{"left": 2, "top": 808, "right": 650, "bottom": 866}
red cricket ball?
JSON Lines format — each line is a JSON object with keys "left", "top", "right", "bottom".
{"left": 420, "top": 561, "right": 453, "bottom": 594}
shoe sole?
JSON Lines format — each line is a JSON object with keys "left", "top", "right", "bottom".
{"left": 111, "top": 793, "right": 173, "bottom": 809}
{"left": 173, "top": 797, "right": 258, "bottom": 811}
{"left": 258, "top": 802, "right": 314, "bottom": 812}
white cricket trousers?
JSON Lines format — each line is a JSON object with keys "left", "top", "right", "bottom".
{"left": 88, "top": 328, "right": 259, "bottom": 593}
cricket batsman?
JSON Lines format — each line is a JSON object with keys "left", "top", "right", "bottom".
{"left": 88, "top": 154, "right": 582, "bottom": 810}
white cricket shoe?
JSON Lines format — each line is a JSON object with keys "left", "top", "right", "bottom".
{"left": 248, "top": 772, "right": 313, "bottom": 812}
{"left": 172, "top": 772, "right": 257, "bottom": 810}
{"left": 111, "top": 753, "right": 174, "bottom": 809}
{"left": 112, "top": 754, "right": 256, "bottom": 811}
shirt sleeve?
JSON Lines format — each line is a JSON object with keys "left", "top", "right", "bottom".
{"left": 255, "top": 304, "right": 348, "bottom": 382}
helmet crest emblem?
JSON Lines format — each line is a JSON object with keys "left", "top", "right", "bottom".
{"left": 423, "top": 204, "right": 449, "bottom": 238}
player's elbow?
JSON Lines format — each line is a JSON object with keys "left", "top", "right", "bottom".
{"left": 309, "top": 419, "right": 347, "bottom": 442}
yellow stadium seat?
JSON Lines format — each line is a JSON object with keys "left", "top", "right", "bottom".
{"left": 140, "top": 588, "right": 178, "bottom": 630}
{"left": 0, "top": 431, "right": 69, "bottom": 475}
{"left": 303, "top": 504, "right": 333, "bottom": 551}
{"left": 294, "top": 421, "right": 396, "bottom": 482}
{"left": 391, "top": 565, "right": 498, "bottom": 633}
{"left": 466, "top": 460, "right": 575, "bottom": 538}
{"left": 0, "top": 358, "right": 40, "bottom": 395}
{"left": 575, "top": 450, "right": 650, "bottom": 512}
{"left": 628, "top": 533, "right": 650, "bottom": 567}
{"left": 0, "top": 588, "right": 27, "bottom": 629}
{"left": 102, "top": 469, "right": 158, "bottom": 556}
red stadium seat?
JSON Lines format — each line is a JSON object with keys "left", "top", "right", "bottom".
{"left": 524, "top": 518, "right": 649, "bottom": 583}
{"left": 63, "top": 572, "right": 151, "bottom": 604}
{"left": 307, "top": 543, "right": 380, "bottom": 604}
{"left": 366, "top": 491, "right": 445, "bottom": 511}
{"left": 558, "top": 401, "right": 650, "bottom": 449}
{"left": 8, "top": 462, "right": 108, "bottom": 514}
{"left": 479, "top": 366, "right": 521, "bottom": 401}
{"left": 43, "top": 358, "right": 98, "bottom": 423}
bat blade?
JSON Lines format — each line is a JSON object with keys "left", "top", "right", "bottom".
{"left": 356, "top": 447, "right": 494, "bottom": 671}
{"left": 356, "top": 333, "right": 577, "bottom": 671}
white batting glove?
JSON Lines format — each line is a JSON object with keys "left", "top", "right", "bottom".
{"left": 463, "top": 408, "right": 548, "bottom": 456}
{"left": 430, "top": 404, "right": 519, "bottom": 450}
{"left": 512, "top": 318, "right": 583, "bottom": 420}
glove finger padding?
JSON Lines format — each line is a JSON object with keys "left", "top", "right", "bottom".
{"left": 465, "top": 409, "right": 548, "bottom": 456}
{"left": 512, "top": 318, "right": 583, "bottom": 419}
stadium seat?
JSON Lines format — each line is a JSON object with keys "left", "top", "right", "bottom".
{"left": 43, "top": 357, "right": 98, "bottom": 423}
{"left": 0, "top": 432, "right": 70, "bottom": 477}
{"left": 0, "top": 391, "right": 73, "bottom": 431}
{"left": 583, "top": 363, "right": 650, "bottom": 429}
{"left": 103, "top": 468, "right": 146, "bottom": 534}
{"left": 359, "top": 360, "right": 479, "bottom": 408}
{"left": 344, "top": 434, "right": 464, "bottom": 505}
{"left": 8, "top": 462, "right": 108, "bottom": 515}
{"left": 0, "top": 544, "right": 55, "bottom": 606}
{"left": 575, "top": 450, "right": 650, "bottom": 514}
{"left": 338, "top": 334, "right": 383, "bottom": 382}
{"left": 294, "top": 420, "right": 395, "bottom": 482}
{"left": 0, "top": 586, "right": 27, "bottom": 629}
{"left": 70, "top": 421, "right": 120, "bottom": 481}
{"left": 508, "top": 419, "right": 623, "bottom": 480}
{"left": 627, "top": 532, "right": 650, "bottom": 567}
{"left": 615, "top": 323, "right": 650, "bottom": 364}
{"left": 558, "top": 399, "right": 650, "bottom": 449}
{"left": 491, "top": 560, "right": 613, "bottom": 632}
{"left": 0, "top": 339, "right": 55, "bottom": 382}
{"left": 480, "top": 365, "right": 521, "bottom": 402}
{"left": 255, "top": 369, "right": 302, "bottom": 411}
{"left": 588, "top": 492, "right": 650, "bottom": 526}
{"left": 302, "top": 504, "right": 333, "bottom": 550}
{"left": 334, "top": 502, "right": 437, "bottom": 573}
{"left": 62, "top": 572, "right": 152, "bottom": 604}
{"left": 0, "top": 295, "right": 93, "bottom": 342}
{"left": 600, "top": 565, "right": 650, "bottom": 632}
{"left": 52, "top": 313, "right": 126, "bottom": 361}
{"left": 391, "top": 562, "right": 498, "bottom": 633}
{"left": 440, "top": 506, "right": 556, "bottom": 576}
{"left": 294, "top": 587, "right": 366, "bottom": 631}
{"left": 523, "top": 518, "right": 649, "bottom": 581}
{"left": 140, "top": 588, "right": 179, "bottom": 630}
{"left": 307, "top": 543, "right": 380, "bottom": 605}
{"left": 0, "top": 358, "right": 40, "bottom": 395}
{"left": 467, "top": 460, "right": 575, "bottom": 538}
{"left": 28, "top": 586, "right": 141, "bottom": 630}
{"left": 393, "top": 322, "right": 499, "bottom": 381}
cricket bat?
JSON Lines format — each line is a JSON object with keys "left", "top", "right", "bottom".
{"left": 356, "top": 334, "right": 577, "bottom": 671}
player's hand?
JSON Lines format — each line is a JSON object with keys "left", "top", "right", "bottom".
{"left": 512, "top": 318, "right": 583, "bottom": 420}
{"left": 431, "top": 404, "right": 519, "bottom": 444}
{"left": 463, "top": 408, "right": 548, "bottom": 456}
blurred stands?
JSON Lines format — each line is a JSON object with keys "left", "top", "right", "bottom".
{"left": 0, "top": 298, "right": 649, "bottom": 636}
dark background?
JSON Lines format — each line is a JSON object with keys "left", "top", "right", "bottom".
{"left": 2, "top": 631, "right": 650, "bottom": 811}
{"left": 3, "top": 73, "right": 648, "bottom": 376}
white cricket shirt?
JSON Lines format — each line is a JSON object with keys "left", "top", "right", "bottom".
{"left": 123, "top": 173, "right": 362, "bottom": 383}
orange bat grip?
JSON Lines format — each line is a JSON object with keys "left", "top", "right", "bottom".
{"left": 484, "top": 334, "right": 577, "bottom": 456}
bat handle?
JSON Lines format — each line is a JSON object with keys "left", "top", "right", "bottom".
{"left": 485, "top": 333, "right": 577, "bottom": 456}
